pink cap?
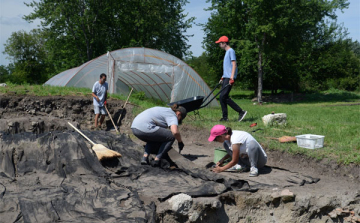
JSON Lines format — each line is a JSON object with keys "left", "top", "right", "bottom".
{"left": 208, "top": 125, "right": 227, "bottom": 141}
{"left": 215, "top": 36, "right": 229, "bottom": 43}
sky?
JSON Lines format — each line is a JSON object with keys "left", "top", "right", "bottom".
{"left": 0, "top": 0, "right": 359, "bottom": 66}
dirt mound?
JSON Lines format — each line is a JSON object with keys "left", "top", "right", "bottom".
{"left": 0, "top": 95, "right": 359, "bottom": 223}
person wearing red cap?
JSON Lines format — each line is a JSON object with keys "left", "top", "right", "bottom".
{"left": 215, "top": 36, "right": 247, "bottom": 122}
{"left": 208, "top": 124, "right": 267, "bottom": 177}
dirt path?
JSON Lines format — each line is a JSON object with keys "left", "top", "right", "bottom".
{"left": 1, "top": 94, "right": 359, "bottom": 222}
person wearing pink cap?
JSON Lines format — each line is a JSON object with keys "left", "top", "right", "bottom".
{"left": 215, "top": 36, "right": 247, "bottom": 122}
{"left": 208, "top": 124, "right": 267, "bottom": 177}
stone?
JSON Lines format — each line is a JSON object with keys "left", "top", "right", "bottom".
{"left": 262, "top": 113, "right": 287, "bottom": 126}
{"left": 45, "top": 108, "right": 52, "bottom": 113}
{"left": 280, "top": 189, "right": 295, "bottom": 202}
{"left": 29, "top": 109, "right": 36, "bottom": 115}
{"left": 0, "top": 83, "right": 7, "bottom": 87}
{"left": 168, "top": 193, "right": 193, "bottom": 215}
{"left": 328, "top": 210, "right": 338, "bottom": 218}
{"left": 188, "top": 211, "right": 200, "bottom": 222}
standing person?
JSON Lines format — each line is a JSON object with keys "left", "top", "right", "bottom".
{"left": 131, "top": 104, "right": 187, "bottom": 166}
{"left": 92, "top": 73, "right": 108, "bottom": 128}
{"left": 215, "top": 36, "right": 247, "bottom": 122}
{"left": 208, "top": 124, "right": 267, "bottom": 177}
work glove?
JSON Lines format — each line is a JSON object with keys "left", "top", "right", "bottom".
{"left": 104, "top": 100, "right": 107, "bottom": 106}
{"left": 229, "top": 79, "right": 235, "bottom": 85}
{"left": 178, "top": 141, "right": 184, "bottom": 153}
{"left": 219, "top": 77, "right": 224, "bottom": 84}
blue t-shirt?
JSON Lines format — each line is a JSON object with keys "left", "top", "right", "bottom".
{"left": 92, "top": 81, "right": 108, "bottom": 107}
{"left": 131, "top": 107, "right": 178, "bottom": 133}
{"left": 222, "top": 48, "right": 238, "bottom": 79}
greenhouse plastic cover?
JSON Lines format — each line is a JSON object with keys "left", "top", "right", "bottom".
{"left": 45, "top": 47, "right": 219, "bottom": 107}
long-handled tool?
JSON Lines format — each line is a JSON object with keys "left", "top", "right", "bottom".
{"left": 117, "top": 88, "right": 133, "bottom": 125}
{"left": 104, "top": 104, "right": 119, "bottom": 133}
{"left": 67, "top": 122, "right": 121, "bottom": 160}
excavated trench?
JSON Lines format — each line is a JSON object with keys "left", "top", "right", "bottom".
{"left": 0, "top": 95, "right": 359, "bottom": 223}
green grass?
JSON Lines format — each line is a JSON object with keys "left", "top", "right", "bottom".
{"left": 1, "top": 84, "right": 359, "bottom": 164}
{"left": 0, "top": 82, "right": 91, "bottom": 96}
{"left": 188, "top": 88, "right": 360, "bottom": 164}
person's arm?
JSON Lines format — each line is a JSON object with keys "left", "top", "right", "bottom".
{"left": 212, "top": 144, "right": 240, "bottom": 173}
{"left": 170, "top": 124, "right": 182, "bottom": 143}
{"left": 92, "top": 92, "right": 100, "bottom": 102}
{"left": 216, "top": 153, "right": 231, "bottom": 166}
{"left": 230, "top": 60, "right": 237, "bottom": 80}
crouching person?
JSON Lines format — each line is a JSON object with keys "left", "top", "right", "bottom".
{"left": 131, "top": 104, "right": 187, "bottom": 166}
{"left": 208, "top": 125, "right": 267, "bottom": 177}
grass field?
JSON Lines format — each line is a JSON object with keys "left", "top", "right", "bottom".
{"left": 1, "top": 84, "right": 359, "bottom": 164}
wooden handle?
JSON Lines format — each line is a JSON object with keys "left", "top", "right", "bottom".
{"left": 67, "top": 122, "right": 95, "bottom": 145}
{"left": 104, "top": 105, "right": 119, "bottom": 133}
{"left": 117, "top": 88, "right": 133, "bottom": 124}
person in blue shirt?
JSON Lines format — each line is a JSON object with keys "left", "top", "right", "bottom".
{"left": 92, "top": 73, "right": 108, "bottom": 128}
{"left": 215, "top": 36, "right": 247, "bottom": 122}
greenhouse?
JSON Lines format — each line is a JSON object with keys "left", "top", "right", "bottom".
{"left": 45, "top": 47, "right": 218, "bottom": 107}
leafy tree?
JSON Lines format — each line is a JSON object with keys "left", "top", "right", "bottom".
{"left": 203, "top": 0, "right": 351, "bottom": 98}
{"left": 24, "top": 0, "right": 194, "bottom": 75}
{"left": 0, "top": 65, "right": 10, "bottom": 83}
{"left": 185, "top": 52, "right": 218, "bottom": 86}
{"left": 3, "top": 29, "right": 51, "bottom": 84}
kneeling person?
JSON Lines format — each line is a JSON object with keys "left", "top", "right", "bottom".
{"left": 131, "top": 104, "right": 187, "bottom": 166}
{"left": 208, "top": 125, "right": 267, "bottom": 177}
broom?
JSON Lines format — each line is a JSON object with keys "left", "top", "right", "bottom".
{"left": 67, "top": 122, "right": 121, "bottom": 160}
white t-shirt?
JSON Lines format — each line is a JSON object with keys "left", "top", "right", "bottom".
{"left": 225, "top": 130, "right": 267, "bottom": 157}
{"left": 92, "top": 81, "right": 108, "bottom": 107}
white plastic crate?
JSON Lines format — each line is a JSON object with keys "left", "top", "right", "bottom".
{"left": 295, "top": 134, "right": 325, "bottom": 149}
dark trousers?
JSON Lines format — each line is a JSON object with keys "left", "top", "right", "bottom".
{"left": 131, "top": 128, "right": 175, "bottom": 159}
{"left": 220, "top": 78, "right": 243, "bottom": 119}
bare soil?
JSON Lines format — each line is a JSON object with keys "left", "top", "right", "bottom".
{"left": 0, "top": 94, "right": 359, "bottom": 223}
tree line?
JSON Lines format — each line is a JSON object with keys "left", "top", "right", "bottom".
{"left": 1, "top": 0, "right": 359, "bottom": 96}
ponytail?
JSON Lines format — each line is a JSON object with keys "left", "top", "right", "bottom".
{"left": 226, "top": 127, "right": 232, "bottom": 135}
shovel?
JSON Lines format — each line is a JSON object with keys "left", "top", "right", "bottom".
{"left": 67, "top": 122, "right": 121, "bottom": 160}
{"left": 104, "top": 104, "right": 119, "bottom": 134}
{"left": 266, "top": 136, "right": 297, "bottom": 143}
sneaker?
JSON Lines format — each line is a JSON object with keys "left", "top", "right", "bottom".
{"left": 224, "top": 164, "right": 249, "bottom": 172}
{"left": 238, "top": 111, "right": 247, "bottom": 122}
{"left": 219, "top": 118, "right": 229, "bottom": 121}
{"left": 140, "top": 156, "right": 149, "bottom": 165}
{"left": 249, "top": 167, "right": 258, "bottom": 177}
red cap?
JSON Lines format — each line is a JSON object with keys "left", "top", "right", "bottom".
{"left": 208, "top": 125, "right": 227, "bottom": 141}
{"left": 215, "top": 36, "right": 229, "bottom": 43}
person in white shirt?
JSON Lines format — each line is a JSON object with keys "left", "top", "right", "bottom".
{"left": 208, "top": 124, "right": 267, "bottom": 177}
{"left": 92, "top": 73, "right": 108, "bottom": 128}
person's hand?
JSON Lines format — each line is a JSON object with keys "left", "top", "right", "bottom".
{"left": 178, "top": 141, "right": 184, "bottom": 153}
{"left": 212, "top": 166, "right": 222, "bottom": 173}
{"left": 216, "top": 161, "right": 223, "bottom": 167}
{"left": 219, "top": 77, "right": 224, "bottom": 84}
{"left": 229, "top": 79, "right": 235, "bottom": 85}
{"left": 104, "top": 100, "right": 107, "bottom": 106}
{"left": 96, "top": 96, "right": 100, "bottom": 102}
